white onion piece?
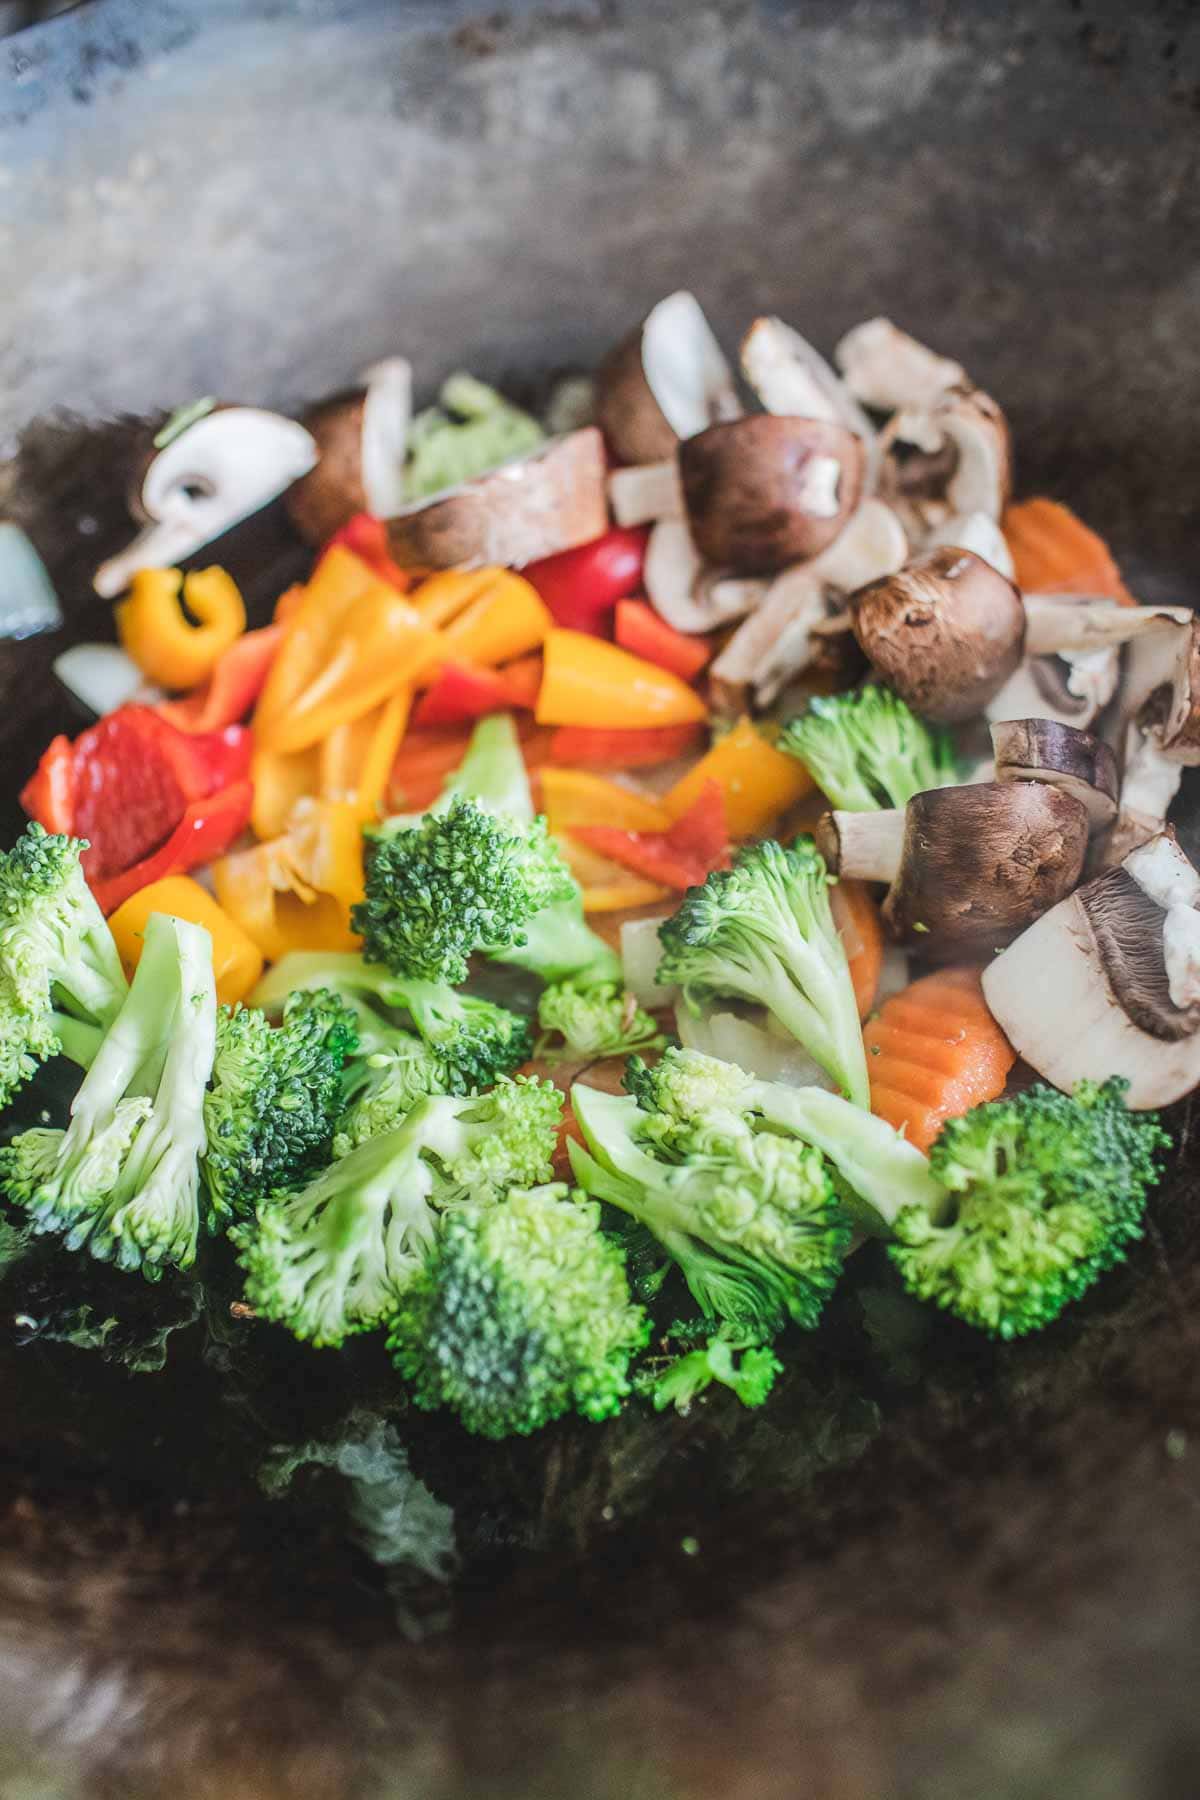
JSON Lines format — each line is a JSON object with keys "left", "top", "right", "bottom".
{"left": 0, "top": 524, "right": 62, "bottom": 639}
{"left": 675, "top": 1004, "right": 831, "bottom": 1089}
{"left": 876, "top": 946, "right": 911, "bottom": 1006}
{"left": 54, "top": 643, "right": 164, "bottom": 716}
{"left": 619, "top": 915, "right": 675, "bottom": 1009}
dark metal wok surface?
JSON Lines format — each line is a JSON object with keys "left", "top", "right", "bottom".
{"left": 2, "top": 3, "right": 1200, "bottom": 1796}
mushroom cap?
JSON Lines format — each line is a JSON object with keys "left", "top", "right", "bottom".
{"left": 849, "top": 545, "right": 1025, "bottom": 724}
{"left": 285, "top": 388, "right": 368, "bottom": 545}
{"left": 384, "top": 427, "right": 608, "bottom": 571}
{"left": 678, "top": 415, "right": 866, "bottom": 574}
{"left": 594, "top": 291, "right": 740, "bottom": 467}
{"left": 882, "top": 780, "right": 1089, "bottom": 955}
{"left": 990, "top": 717, "right": 1119, "bottom": 829}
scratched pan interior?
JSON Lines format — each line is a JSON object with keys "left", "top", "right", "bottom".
{"left": 2, "top": 3, "right": 1200, "bottom": 1797}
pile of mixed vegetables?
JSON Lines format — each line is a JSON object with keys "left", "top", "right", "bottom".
{"left": 3, "top": 296, "right": 1197, "bottom": 1439}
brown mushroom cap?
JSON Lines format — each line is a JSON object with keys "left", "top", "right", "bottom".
{"left": 385, "top": 427, "right": 608, "bottom": 571}
{"left": 595, "top": 328, "right": 681, "bottom": 466}
{"left": 678, "top": 416, "right": 865, "bottom": 575}
{"left": 284, "top": 389, "right": 368, "bottom": 545}
{"left": 990, "top": 718, "right": 1119, "bottom": 829}
{"left": 594, "top": 292, "right": 740, "bottom": 467}
{"left": 882, "top": 781, "right": 1089, "bottom": 955}
{"left": 850, "top": 546, "right": 1025, "bottom": 724}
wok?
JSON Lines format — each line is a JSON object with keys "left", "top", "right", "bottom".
{"left": 2, "top": 3, "right": 1200, "bottom": 1795}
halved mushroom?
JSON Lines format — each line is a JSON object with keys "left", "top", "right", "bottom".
{"left": 642, "top": 519, "right": 766, "bottom": 636}
{"left": 608, "top": 459, "right": 684, "bottom": 528}
{"left": 594, "top": 292, "right": 741, "bottom": 467}
{"left": 709, "top": 498, "right": 907, "bottom": 712}
{"left": 816, "top": 781, "right": 1089, "bottom": 956}
{"left": 93, "top": 406, "right": 319, "bottom": 598}
{"left": 983, "top": 833, "right": 1200, "bottom": 1106}
{"left": 877, "top": 386, "right": 1011, "bottom": 539}
{"left": 850, "top": 546, "right": 1025, "bottom": 724}
{"left": 740, "top": 317, "right": 876, "bottom": 460}
{"left": 285, "top": 358, "right": 413, "bottom": 545}
{"left": 923, "top": 511, "right": 1015, "bottom": 578}
{"left": 833, "top": 318, "right": 966, "bottom": 413}
{"left": 384, "top": 427, "right": 608, "bottom": 571}
{"left": 678, "top": 416, "right": 865, "bottom": 574}
{"left": 990, "top": 718, "right": 1118, "bottom": 830}
{"left": 1096, "top": 726, "right": 1185, "bottom": 869}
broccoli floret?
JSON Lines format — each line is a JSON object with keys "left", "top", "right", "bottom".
{"left": 779, "top": 687, "right": 958, "bottom": 811}
{"left": 626, "top": 1046, "right": 945, "bottom": 1234}
{"left": 0, "top": 913, "right": 215, "bottom": 1277}
{"left": 201, "top": 989, "right": 359, "bottom": 1223}
{"left": 405, "top": 372, "right": 544, "bottom": 503}
{"left": 535, "top": 980, "right": 665, "bottom": 1064}
{"left": 354, "top": 796, "right": 575, "bottom": 984}
{"left": 889, "top": 1079, "right": 1170, "bottom": 1338}
{"left": 569, "top": 1084, "right": 851, "bottom": 1340}
{"left": 386, "top": 1183, "right": 648, "bottom": 1437}
{"left": 248, "top": 951, "right": 533, "bottom": 1097}
{"left": 649, "top": 1327, "right": 782, "bottom": 1414}
{"left": 0, "top": 824, "right": 128, "bottom": 1107}
{"left": 233, "top": 1076, "right": 562, "bottom": 1346}
{"left": 656, "top": 838, "right": 870, "bottom": 1107}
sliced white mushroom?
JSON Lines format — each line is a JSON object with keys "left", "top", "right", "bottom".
{"left": 1097, "top": 727, "right": 1185, "bottom": 867}
{"left": 384, "top": 427, "right": 608, "bottom": 571}
{"left": 359, "top": 357, "right": 413, "bottom": 518}
{"left": 94, "top": 408, "right": 318, "bottom": 598}
{"left": 642, "top": 519, "right": 765, "bottom": 636}
{"left": 608, "top": 459, "right": 684, "bottom": 528}
{"left": 1163, "top": 906, "right": 1200, "bottom": 1011}
{"left": 878, "top": 387, "right": 1011, "bottom": 539}
{"left": 1124, "top": 833, "right": 1200, "bottom": 911}
{"left": 595, "top": 292, "right": 741, "bottom": 466}
{"left": 924, "top": 511, "right": 1014, "bottom": 578}
{"left": 1022, "top": 594, "right": 1192, "bottom": 658}
{"left": 740, "top": 316, "right": 877, "bottom": 481}
{"left": 833, "top": 318, "right": 966, "bottom": 412}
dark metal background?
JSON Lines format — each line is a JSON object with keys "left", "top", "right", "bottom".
{"left": 1, "top": 3, "right": 1200, "bottom": 1797}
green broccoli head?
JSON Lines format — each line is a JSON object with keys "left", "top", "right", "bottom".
{"left": 334, "top": 1036, "right": 451, "bottom": 1155}
{"left": 656, "top": 837, "right": 870, "bottom": 1106}
{"left": 233, "top": 1076, "right": 562, "bottom": 1346}
{"left": 1, "top": 912, "right": 215, "bottom": 1277}
{"left": 779, "top": 686, "right": 958, "bottom": 811}
{"left": 889, "top": 1079, "right": 1170, "bottom": 1338}
{"left": 393, "top": 978, "right": 534, "bottom": 1092}
{"left": 536, "top": 980, "right": 665, "bottom": 1064}
{"left": 0, "top": 824, "right": 128, "bottom": 1107}
{"left": 387, "top": 1183, "right": 648, "bottom": 1438}
{"left": 626, "top": 1045, "right": 756, "bottom": 1136}
{"left": 202, "top": 988, "right": 359, "bottom": 1223}
{"left": 569, "top": 1085, "right": 851, "bottom": 1339}
{"left": 649, "top": 1327, "right": 782, "bottom": 1414}
{"left": 353, "top": 797, "right": 575, "bottom": 984}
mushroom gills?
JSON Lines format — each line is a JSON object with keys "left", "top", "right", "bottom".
{"left": 1076, "top": 866, "right": 1200, "bottom": 1041}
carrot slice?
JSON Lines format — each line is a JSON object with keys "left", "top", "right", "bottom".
{"left": 1001, "top": 498, "right": 1135, "bottom": 605}
{"left": 863, "top": 966, "right": 1015, "bottom": 1151}
{"left": 830, "top": 880, "right": 883, "bottom": 1021}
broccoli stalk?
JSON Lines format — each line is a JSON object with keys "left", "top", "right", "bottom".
{"left": 232, "top": 1075, "right": 562, "bottom": 1345}
{"left": 387, "top": 1183, "right": 648, "bottom": 1437}
{"left": 779, "top": 687, "right": 958, "bottom": 811}
{"left": 1, "top": 912, "right": 215, "bottom": 1276}
{"left": 889, "top": 1078, "right": 1170, "bottom": 1337}
{"left": 656, "top": 837, "right": 871, "bottom": 1107}
{"left": 568, "top": 1083, "right": 851, "bottom": 1341}
{"left": 625, "top": 1047, "right": 946, "bottom": 1234}
{"left": 535, "top": 979, "right": 665, "bottom": 1064}
{"left": 0, "top": 824, "right": 128, "bottom": 1106}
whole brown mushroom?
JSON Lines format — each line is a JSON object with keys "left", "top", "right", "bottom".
{"left": 678, "top": 415, "right": 865, "bottom": 574}
{"left": 849, "top": 546, "right": 1024, "bottom": 724}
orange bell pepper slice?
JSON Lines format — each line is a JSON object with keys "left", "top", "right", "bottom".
{"left": 254, "top": 545, "right": 438, "bottom": 754}
{"left": 212, "top": 797, "right": 364, "bottom": 964}
{"left": 1001, "top": 498, "right": 1135, "bottom": 604}
{"left": 158, "top": 623, "right": 284, "bottom": 734}
{"left": 664, "top": 716, "right": 812, "bottom": 839}
{"left": 541, "top": 767, "right": 672, "bottom": 837}
{"left": 614, "top": 599, "right": 713, "bottom": 681}
{"left": 116, "top": 566, "right": 247, "bottom": 691}
{"left": 537, "top": 630, "right": 708, "bottom": 730}
{"left": 108, "top": 875, "right": 263, "bottom": 1006}
{"left": 555, "top": 834, "right": 672, "bottom": 913}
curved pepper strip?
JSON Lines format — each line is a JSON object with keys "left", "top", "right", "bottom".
{"left": 116, "top": 566, "right": 247, "bottom": 691}
{"left": 92, "top": 780, "right": 253, "bottom": 916}
{"left": 254, "top": 546, "right": 438, "bottom": 754}
{"left": 537, "top": 631, "right": 708, "bottom": 729}
{"left": 571, "top": 782, "right": 730, "bottom": 892}
{"left": 663, "top": 716, "right": 813, "bottom": 839}
{"left": 158, "top": 623, "right": 284, "bottom": 734}
{"left": 108, "top": 875, "right": 264, "bottom": 1005}
{"left": 410, "top": 568, "right": 551, "bottom": 671}
{"left": 547, "top": 722, "right": 706, "bottom": 769}
{"left": 319, "top": 687, "right": 413, "bottom": 821}
{"left": 211, "top": 797, "right": 364, "bottom": 963}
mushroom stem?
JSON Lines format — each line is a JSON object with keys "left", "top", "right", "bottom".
{"left": 816, "top": 809, "right": 906, "bottom": 883}
{"left": 1022, "top": 595, "right": 1191, "bottom": 657}
{"left": 608, "top": 459, "right": 684, "bottom": 527}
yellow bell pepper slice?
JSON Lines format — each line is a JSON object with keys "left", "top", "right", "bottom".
{"left": 108, "top": 876, "right": 264, "bottom": 1006}
{"left": 556, "top": 834, "right": 672, "bottom": 912}
{"left": 663, "top": 716, "right": 813, "bottom": 839}
{"left": 116, "top": 566, "right": 246, "bottom": 691}
{"left": 409, "top": 569, "right": 500, "bottom": 629}
{"left": 540, "top": 767, "right": 671, "bottom": 837}
{"left": 537, "top": 630, "right": 708, "bottom": 729}
{"left": 435, "top": 572, "right": 551, "bottom": 670}
{"left": 212, "top": 798, "right": 364, "bottom": 964}
{"left": 251, "top": 744, "right": 322, "bottom": 842}
{"left": 254, "top": 547, "right": 438, "bottom": 755}
{"left": 319, "top": 687, "right": 412, "bottom": 820}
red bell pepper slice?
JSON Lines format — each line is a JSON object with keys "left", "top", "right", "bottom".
{"left": 19, "top": 735, "right": 75, "bottom": 836}
{"left": 548, "top": 722, "right": 706, "bottom": 769}
{"left": 157, "top": 623, "right": 284, "bottom": 734}
{"left": 615, "top": 599, "right": 712, "bottom": 682}
{"left": 524, "top": 527, "right": 649, "bottom": 636}
{"left": 412, "top": 656, "right": 541, "bottom": 729}
{"left": 90, "top": 780, "right": 254, "bottom": 916}
{"left": 572, "top": 782, "right": 730, "bottom": 891}
{"left": 326, "top": 513, "right": 411, "bottom": 592}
